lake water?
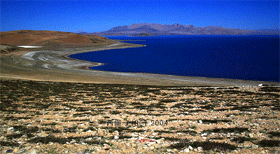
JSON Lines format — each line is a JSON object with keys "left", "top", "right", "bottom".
{"left": 69, "top": 35, "right": 279, "bottom": 82}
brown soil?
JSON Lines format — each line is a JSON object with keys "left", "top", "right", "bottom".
{"left": 0, "top": 30, "right": 109, "bottom": 47}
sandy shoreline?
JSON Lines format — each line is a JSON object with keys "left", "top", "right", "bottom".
{"left": 0, "top": 42, "right": 279, "bottom": 86}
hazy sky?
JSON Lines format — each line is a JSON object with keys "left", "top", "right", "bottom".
{"left": 1, "top": 0, "right": 279, "bottom": 32}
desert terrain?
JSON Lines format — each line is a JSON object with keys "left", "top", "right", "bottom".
{"left": 0, "top": 30, "right": 279, "bottom": 153}
{"left": 0, "top": 30, "right": 109, "bottom": 48}
{"left": 0, "top": 79, "right": 279, "bottom": 153}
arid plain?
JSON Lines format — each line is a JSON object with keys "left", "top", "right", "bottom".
{"left": 0, "top": 30, "right": 279, "bottom": 153}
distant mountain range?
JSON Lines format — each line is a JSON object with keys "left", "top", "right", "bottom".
{"left": 80, "top": 23, "right": 279, "bottom": 36}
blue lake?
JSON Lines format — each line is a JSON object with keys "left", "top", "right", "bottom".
{"left": 69, "top": 35, "right": 279, "bottom": 82}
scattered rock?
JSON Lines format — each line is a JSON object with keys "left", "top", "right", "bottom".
{"left": 0, "top": 79, "right": 279, "bottom": 153}
{"left": 249, "top": 133, "right": 254, "bottom": 138}
{"left": 197, "top": 147, "right": 203, "bottom": 152}
{"left": 201, "top": 133, "right": 207, "bottom": 137}
{"left": 252, "top": 144, "right": 259, "bottom": 149}
{"left": 7, "top": 127, "right": 14, "bottom": 131}
{"left": 70, "top": 139, "right": 76, "bottom": 144}
{"left": 184, "top": 148, "right": 190, "bottom": 152}
{"left": 29, "top": 149, "right": 37, "bottom": 154}
{"left": 103, "top": 144, "right": 110, "bottom": 150}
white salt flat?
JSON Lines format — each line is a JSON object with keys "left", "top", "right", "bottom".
{"left": 18, "top": 46, "right": 42, "bottom": 48}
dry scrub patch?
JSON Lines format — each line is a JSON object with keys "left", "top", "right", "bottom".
{"left": 0, "top": 79, "right": 279, "bottom": 153}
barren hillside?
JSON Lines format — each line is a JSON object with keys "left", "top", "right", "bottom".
{"left": 0, "top": 30, "right": 111, "bottom": 48}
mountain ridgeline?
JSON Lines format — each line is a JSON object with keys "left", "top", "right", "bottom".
{"left": 90, "top": 23, "right": 279, "bottom": 36}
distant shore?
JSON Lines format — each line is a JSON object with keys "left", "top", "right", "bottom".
{"left": 0, "top": 42, "right": 279, "bottom": 86}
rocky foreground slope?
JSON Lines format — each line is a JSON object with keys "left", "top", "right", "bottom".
{"left": 0, "top": 79, "right": 279, "bottom": 153}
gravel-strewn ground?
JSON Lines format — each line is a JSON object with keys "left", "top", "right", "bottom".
{"left": 0, "top": 79, "right": 279, "bottom": 153}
